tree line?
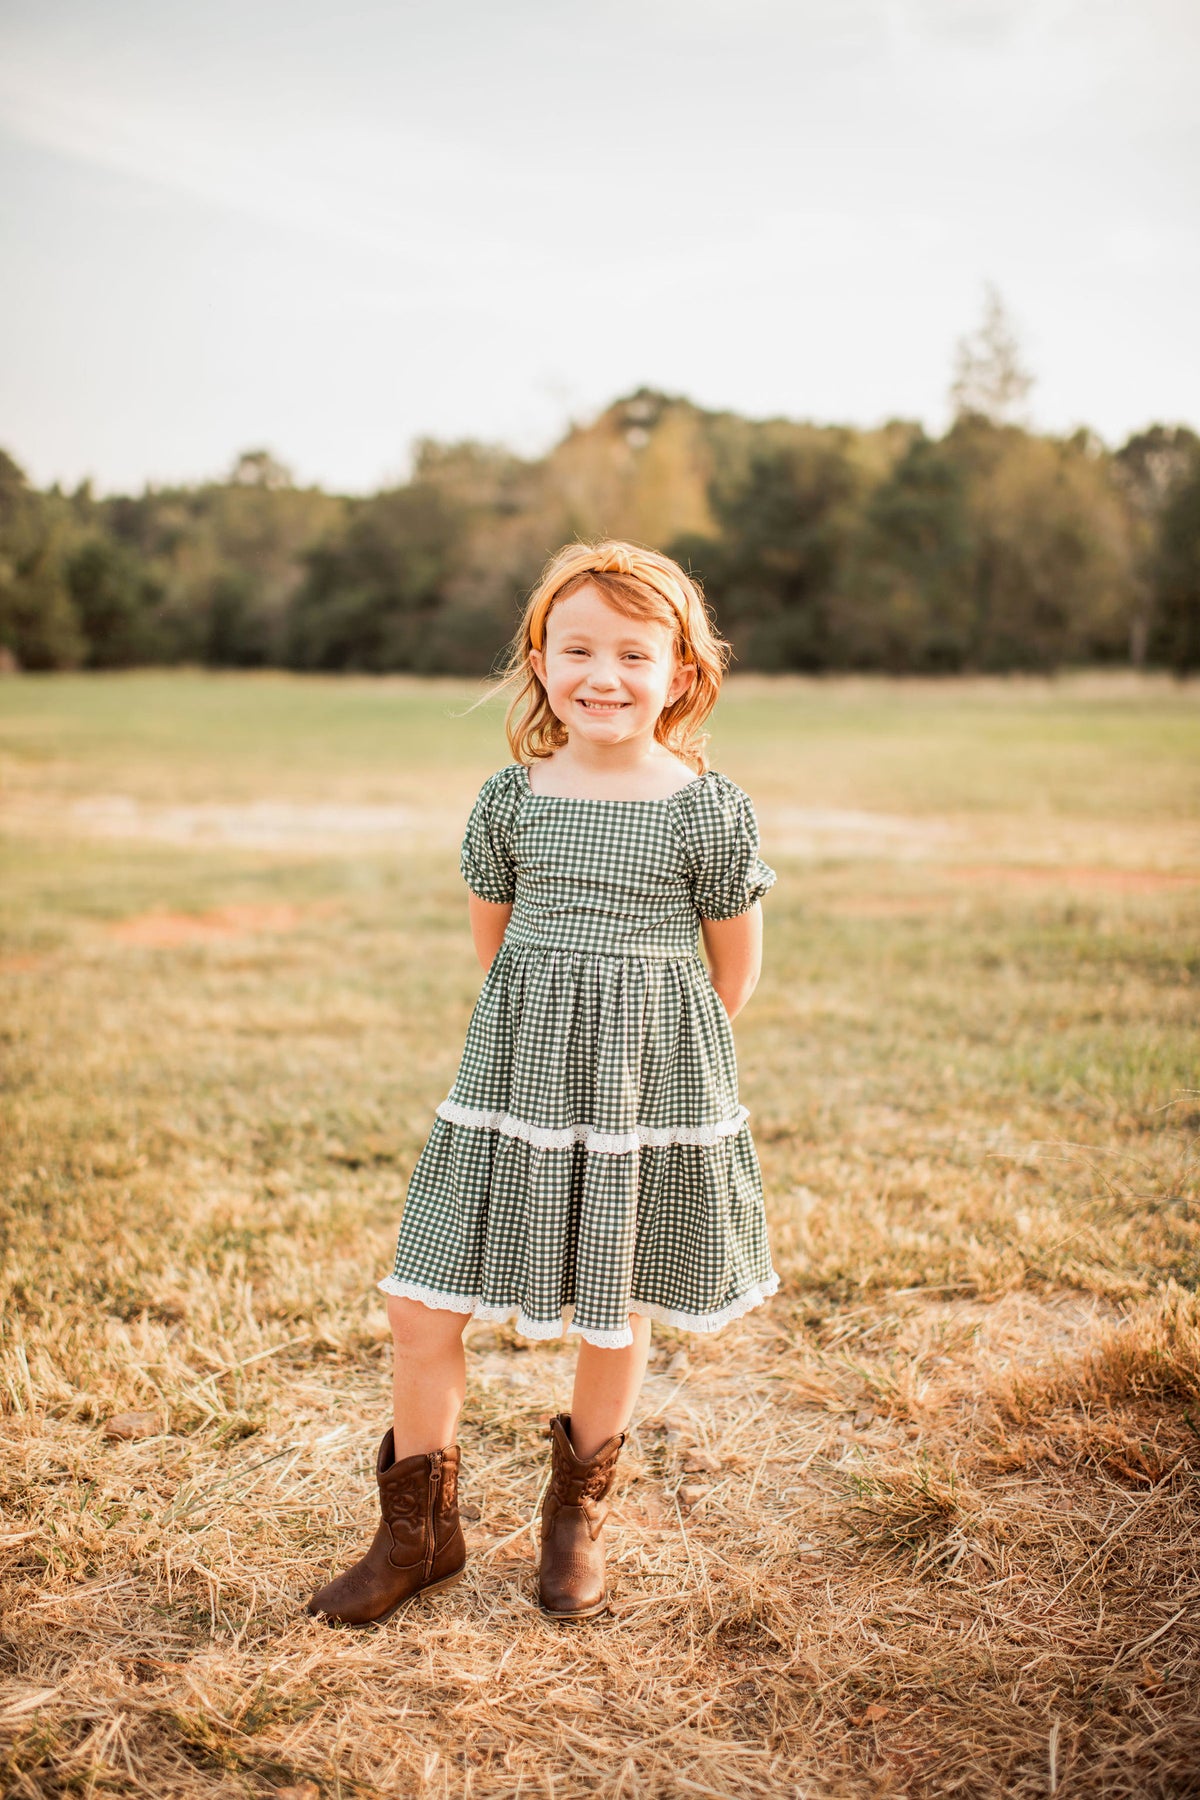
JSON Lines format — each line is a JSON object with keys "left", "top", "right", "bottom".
{"left": 3, "top": 384, "right": 1199, "bottom": 679}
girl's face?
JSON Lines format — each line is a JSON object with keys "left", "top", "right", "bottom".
{"left": 529, "top": 583, "right": 695, "bottom": 749}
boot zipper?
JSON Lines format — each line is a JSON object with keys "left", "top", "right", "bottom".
{"left": 424, "top": 1451, "right": 443, "bottom": 1581}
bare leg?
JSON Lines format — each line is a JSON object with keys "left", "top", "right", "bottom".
{"left": 569, "top": 1313, "right": 653, "bottom": 1458}
{"left": 306, "top": 1297, "right": 470, "bottom": 1625}
{"left": 387, "top": 1295, "right": 471, "bottom": 1458}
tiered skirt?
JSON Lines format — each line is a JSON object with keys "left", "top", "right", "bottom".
{"left": 379, "top": 940, "right": 778, "bottom": 1348}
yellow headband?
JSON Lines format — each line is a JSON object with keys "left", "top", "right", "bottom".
{"left": 529, "top": 576, "right": 691, "bottom": 657}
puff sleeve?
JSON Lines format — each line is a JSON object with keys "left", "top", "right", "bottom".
{"left": 459, "top": 767, "right": 520, "bottom": 904}
{"left": 688, "top": 773, "right": 777, "bottom": 921}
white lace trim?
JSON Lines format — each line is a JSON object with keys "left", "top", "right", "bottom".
{"left": 375, "top": 1271, "right": 780, "bottom": 1350}
{"left": 630, "top": 1273, "right": 781, "bottom": 1336}
{"left": 433, "top": 1097, "right": 750, "bottom": 1155}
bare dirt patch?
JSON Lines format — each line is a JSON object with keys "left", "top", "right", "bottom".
{"left": 950, "top": 864, "right": 1200, "bottom": 894}
{"left": 834, "top": 864, "right": 1200, "bottom": 914}
{"left": 765, "top": 806, "right": 957, "bottom": 860}
{"left": 74, "top": 796, "right": 427, "bottom": 850}
{"left": 3, "top": 794, "right": 442, "bottom": 852}
{"left": 0, "top": 953, "right": 45, "bottom": 974}
{"left": 108, "top": 902, "right": 330, "bottom": 947}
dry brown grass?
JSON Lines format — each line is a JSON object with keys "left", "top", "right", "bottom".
{"left": 2, "top": 673, "right": 1199, "bottom": 1797}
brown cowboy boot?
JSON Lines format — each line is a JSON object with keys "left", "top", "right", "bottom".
{"left": 537, "top": 1413, "right": 625, "bottom": 1620}
{"left": 307, "top": 1429, "right": 466, "bottom": 1627}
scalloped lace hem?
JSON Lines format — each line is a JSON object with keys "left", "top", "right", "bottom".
{"left": 630, "top": 1273, "right": 780, "bottom": 1336}
{"left": 376, "top": 1271, "right": 780, "bottom": 1350}
{"left": 433, "top": 1097, "right": 750, "bottom": 1155}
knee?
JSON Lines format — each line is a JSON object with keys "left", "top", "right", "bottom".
{"left": 387, "top": 1295, "right": 467, "bottom": 1361}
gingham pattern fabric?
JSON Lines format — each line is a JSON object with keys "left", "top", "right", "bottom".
{"left": 379, "top": 762, "right": 780, "bottom": 1348}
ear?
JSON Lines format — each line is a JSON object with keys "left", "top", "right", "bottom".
{"left": 667, "top": 660, "right": 698, "bottom": 705}
{"left": 529, "top": 647, "right": 546, "bottom": 685}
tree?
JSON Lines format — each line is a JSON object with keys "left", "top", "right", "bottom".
{"left": 1113, "top": 426, "right": 1200, "bottom": 664}
{"left": 833, "top": 434, "right": 975, "bottom": 670}
{"left": 950, "top": 285, "right": 1034, "bottom": 427}
{"left": 286, "top": 482, "right": 466, "bottom": 671}
{"left": 66, "top": 536, "right": 162, "bottom": 667}
{"left": 203, "top": 569, "right": 268, "bottom": 667}
{"left": 0, "top": 450, "right": 84, "bottom": 669}
{"left": 947, "top": 418, "right": 1134, "bottom": 670}
{"left": 672, "top": 431, "right": 859, "bottom": 669}
{"left": 1148, "top": 445, "right": 1200, "bottom": 673}
{"left": 229, "top": 449, "right": 294, "bottom": 491}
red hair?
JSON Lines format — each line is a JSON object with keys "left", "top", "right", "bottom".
{"left": 479, "top": 540, "right": 731, "bottom": 773}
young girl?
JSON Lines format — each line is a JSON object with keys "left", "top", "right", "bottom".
{"left": 308, "top": 540, "right": 778, "bottom": 1626}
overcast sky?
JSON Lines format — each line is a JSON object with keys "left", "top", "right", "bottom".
{"left": 1, "top": 0, "right": 1197, "bottom": 494}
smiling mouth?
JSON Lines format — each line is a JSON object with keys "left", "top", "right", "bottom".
{"left": 576, "top": 700, "right": 628, "bottom": 712}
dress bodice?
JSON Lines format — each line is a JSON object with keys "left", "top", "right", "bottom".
{"left": 460, "top": 762, "right": 776, "bottom": 962}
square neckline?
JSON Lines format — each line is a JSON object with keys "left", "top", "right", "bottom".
{"left": 517, "top": 762, "right": 709, "bottom": 805}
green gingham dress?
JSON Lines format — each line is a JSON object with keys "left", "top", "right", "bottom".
{"left": 378, "top": 762, "right": 779, "bottom": 1348}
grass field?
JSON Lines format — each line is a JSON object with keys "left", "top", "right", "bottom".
{"left": 2, "top": 670, "right": 1199, "bottom": 1799}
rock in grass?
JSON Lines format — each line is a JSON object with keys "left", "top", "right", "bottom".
{"left": 684, "top": 1449, "right": 721, "bottom": 1473}
{"left": 102, "top": 1411, "right": 159, "bottom": 1440}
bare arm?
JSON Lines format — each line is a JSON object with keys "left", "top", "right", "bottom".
{"left": 468, "top": 892, "right": 513, "bottom": 971}
{"left": 699, "top": 902, "right": 764, "bottom": 1021}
